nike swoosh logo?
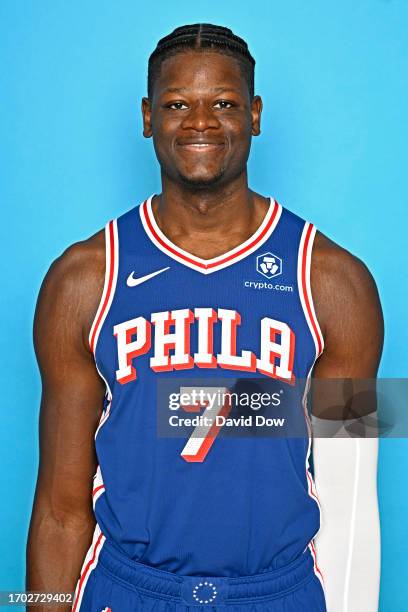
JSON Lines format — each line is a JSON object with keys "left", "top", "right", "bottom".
{"left": 126, "top": 267, "right": 170, "bottom": 287}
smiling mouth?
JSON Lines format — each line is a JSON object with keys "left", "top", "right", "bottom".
{"left": 177, "top": 143, "right": 225, "bottom": 151}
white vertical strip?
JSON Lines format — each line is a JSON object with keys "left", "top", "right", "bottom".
{"left": 72, "top": 523, "right": 106, "bottom": 611}
{"left": 301, "top": 357, "right": 326, "bottom": 592}
{"left": 302, "top": 366, "right": 322, "bottom": 513}
{"left": 304, "top": 224, "right": 325, "bottom": 355}
{"left": 90, "top": 219, "right": 119, "bottom": 355}
{"left": 297, "top": 222, "right": 324, "bottom": 359}
{"left": 297, "top": 222, "right": 326, "bottom": 592}
{"left": 92, "top": 464, "right": 105, "bottom": 508}
{"left": 87, "top": 220, "right": 118, "bottom": 438}
{"left": 88, "top": 222, "right": 112, "bottom": 351}
{"left": 342, "top": 438, "right": 360, "bottom": 612}
{"left": 308, "top": 540, "right": 326, "bottom": 592}
{"left": 94, "top": 396, "right": 112, "bottom": 440}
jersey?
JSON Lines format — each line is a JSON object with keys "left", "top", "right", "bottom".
{"left": 87, "top": 194, "right": 325, "bottom": 583}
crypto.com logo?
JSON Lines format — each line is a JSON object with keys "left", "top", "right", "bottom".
{"left": 256, "top": 252, "right": 282, "bottom": 279}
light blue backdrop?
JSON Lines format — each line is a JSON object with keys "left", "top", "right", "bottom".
{"left": 1, "top": 1, "right": 407, "bottom": 609}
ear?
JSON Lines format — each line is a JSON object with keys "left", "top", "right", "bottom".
{"left": 141, "top": 97, "right": 153, "bottom": 138}
{"left": 251, "top": 95, "right": 263, "bottom": 136}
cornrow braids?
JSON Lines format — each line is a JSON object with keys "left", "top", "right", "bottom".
{"left": 147, "top": 23, "right": 255, "bottom": 100}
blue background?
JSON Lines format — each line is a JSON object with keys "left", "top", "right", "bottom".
{"left": 1, "top": 1, "right": 407, "bottom": 609}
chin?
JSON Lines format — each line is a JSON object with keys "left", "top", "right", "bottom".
{"left": 177, "top": 167, "right": 226, "bottom": 189}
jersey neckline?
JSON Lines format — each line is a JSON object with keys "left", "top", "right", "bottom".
{"left": 139, "top": 194, "right": 282, "bottom": 275}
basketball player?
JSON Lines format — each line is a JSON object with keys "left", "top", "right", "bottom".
{"left": 26, "top": 24, "right": 383, "bottom": 611}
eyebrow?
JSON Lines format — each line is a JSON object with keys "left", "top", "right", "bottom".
{"left": 163, "top": 87, "right": 238, "bottom": 94}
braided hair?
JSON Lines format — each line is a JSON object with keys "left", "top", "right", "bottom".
{"left": 147, "top": 23, "right": 255, "bottom": 100}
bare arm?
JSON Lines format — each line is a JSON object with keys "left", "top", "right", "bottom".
{"left": 310, "top": 232, "right": 384, "bottom": 612}
{"left": 26, "top": 232, "right": 105, "bottom": 610}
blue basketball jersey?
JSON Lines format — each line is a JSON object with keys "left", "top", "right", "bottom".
{"left": 87, "top": 194, "right": 325, "bottom": 584}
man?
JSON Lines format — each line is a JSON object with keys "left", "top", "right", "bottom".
{"left": 26, "top": 23, "right": 383, "bottom": 611}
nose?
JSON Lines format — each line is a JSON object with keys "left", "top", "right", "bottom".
{"left": 180, "top": 101, "right": 221, "bottom": 132}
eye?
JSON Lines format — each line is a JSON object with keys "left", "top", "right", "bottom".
{"left": 166, "top": 102, "right": 189, "bottom": 110}
{"left": 213, "top": 100, "right": 234, "bottom": 109}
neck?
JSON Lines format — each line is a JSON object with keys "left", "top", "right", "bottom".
{"left": 153, "top": 171, "right": 268, "bottom": 239}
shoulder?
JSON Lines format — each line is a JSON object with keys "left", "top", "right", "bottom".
{"left": 311, "top": 229, "right": 383, "bottom": 340}
{"left": 34, "top": 229, "right": 106, "bottom": 350}
{"left": 312, "top": 230, "right": 378, "bottom": 294}
{"left": 44, "top": 229, "right": 105, "bottom": 300}
{"left": 49, "top": 229, "right": 105, "bottom": 281}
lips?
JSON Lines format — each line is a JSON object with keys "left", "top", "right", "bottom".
{"left": 176, "top": 140, "right": 225, "bottom": 153}
{"left": 181, "top": 143, "right": 219, "bottom": 147}
{"left": 177, "top": 139, "right": 225, "bottom": 146}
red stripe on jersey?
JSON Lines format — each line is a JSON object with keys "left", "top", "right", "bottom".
{"left": 92, "top": 485, "right": 105, "bottom": 497}
{"left": 72, "top": 531, "right": 104, "bottom": 612}
{"left": 142, "top": 199, "right": 280, "bottom": 270}
{"left": 301, "top": 224, "right": 323, "bottom": 356}
{"left": 90, "top": 221, "right": 115, "bottom": 353}
{"left": 309, "top": 539, "right": 325, "bottom": 584}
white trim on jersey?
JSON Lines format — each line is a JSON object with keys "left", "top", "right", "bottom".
{"left": 302, "top": 369, "right": 326, "bottom": 592}
{"left": 94, "top": 396, "right": 112, "bottom": 439}
{"left": 139, "top": 194, "right": 283, "bottom": 274}
{"left": 88, "top": 218, "right": 118, "bottom": 438}
{"left": 297, "top": 222, "right": 325, "bottom": 359}
{"left": 88, "top": 219, "right": 119, "bottom": 356}
{"left": 72, "top": 523, "right": 106, "bottom": 612}
{"left": 92, "top": 464, "right": 105, "bottom": 508}
{"left": 297, "top": 221, "right": 326, "bottom": 593}
{"left": 308, "top": 539, "right": 326, "bottom": 592}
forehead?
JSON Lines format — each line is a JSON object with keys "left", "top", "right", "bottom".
{"left": 154, "top": 50, "right": 246, "bottom": 96}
